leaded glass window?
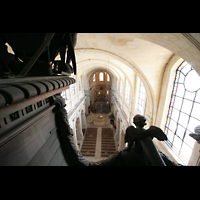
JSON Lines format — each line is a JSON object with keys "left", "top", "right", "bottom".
{"left": 125, "top": 80, "right": 130, "bottom": 103}
{"left": 120, "top": 80, "right": 123, "bottom": 95}
{"left": 117, "top": 80, "right": 119, "bottom": 91}
{"left": 107, "top": 74, "right": 110, "bottom": 81}
{"left": 164, "top": 61, "right": 200, "bottom": 162}
{"left": 78, "top": 79, "right": 81, "bottom": 91}
{"left": 99, "top": 72, "right": 104, "bottom": 81}
{"left": 71, "top": 83, "right": 76, "bottom": 95}
{"left": 137, "top": 79, "right": 146, "bottom": 115}
{"left": 61, "top": 90, "right": 67, "bottom": 101}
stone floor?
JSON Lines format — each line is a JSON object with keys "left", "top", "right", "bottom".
{"left": 82, "top": 113, "right": 116, "bottom": 162}
{"left": 86, "top": 113, "right": 110, "bottom": 126}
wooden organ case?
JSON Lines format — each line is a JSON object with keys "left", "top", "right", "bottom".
{"left": 0, "top": 76, "right": 75, "bottom": 166}
{"left": 0, "top": 33, "right": 77, "bottom": 166}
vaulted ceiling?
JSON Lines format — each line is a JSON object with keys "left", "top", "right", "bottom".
{"left": 75, "top": 33, "right": 200, "bottom": 116}
{"left": 75, "top": 33, "right": 200, "bottom": 78}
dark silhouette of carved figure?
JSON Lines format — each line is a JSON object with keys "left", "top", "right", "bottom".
{"left": 0, "top": 33, "right": 77, "bottom": 76}
{"left": 53, "top": 33, "right": 77, "bottom": 75}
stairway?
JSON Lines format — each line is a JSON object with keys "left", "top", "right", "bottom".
{"left": 101, "top": 128, "right": 116, "bottom": 157}
{"left": 81, "top": 128, "right": 97, "bottom": 156}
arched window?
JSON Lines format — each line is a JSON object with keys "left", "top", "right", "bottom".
{"left": 78, "top": 79, "right": 81, "bottom": 91}
{"left": 61, "top": 90, "right": 67, "bottom": 101}
{"left": 71, "top": 83, "right": 76, "bottom": 96}
{"left": 125, "top": 80, "right": 130, "bottom": 103}
{"left": 164, "top": 61, "right": 200, "bottom": 163}
{"left": 93, "top": 74, "right": 95, "bottom": 81}
{"left": 137, "top": 78, "right": 146, "bottom": 115}
{"left": 99, "top": 72, "right": 104, "bottom": 81}
{"left": 120, "top": 80, "right": 123, "bottom": 95}
{"left": 107, "top": 74, "right": 110, "bottom": 81}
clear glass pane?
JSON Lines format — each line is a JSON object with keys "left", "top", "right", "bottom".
{"left": 173, "top": 135, "right": 182, "bottom": 151}
{"left": 176, "top": 124, "right": 186, "bottom": 139}
{"left": 195, "top": 90, "right": 200, "bottom": 103}
{"left": 120, "top": 81, "right": 123, "bottom": 94}
{"left": 185, "top": 69, "right": 200, "bottom": 92}
{"left": 187, "top": 117, "right": 200, "bottom": 132}
{"left": 184, "top": 90, "right": 196, "bottom": 101}
{"left": 61, "top": 91, "right": 65, "bottom": 98}
{"left": 173, "top": 96, "right": 182, "bottom": 110}
{"left": 140, "top": 107, "right": 144, "bottom": 115}
{"left": 107, "top": 74, "right": 110, "bottom": 81}
{"left": 167, "top": 129, "right": 174, "bottom": 143}
{"left": 61, "top": 90, "right": 66, "bottom": 99}
{"left": 181, "top": 63, "right": 192, "bottom": 75}
{"left": 176, "top": 83, "right": 185, "bottom": 97}
{"left": 178, "top": 72, "right": 185, "bottom": 84}
{"left": 99, "top": 72, "right": 104, "bottom": 81}
{"left": 191, "top": 102, "right": 200, "bottom": 119}
{"left": 184, "top": 130, "right": 196, "bottom": 148}
{"left": 169, "top": 119, "right": 177, "bottom": 133}
{"left": 181, "top": 99, "right": 193, "bottom": 115}
{"left": 171, "top": 108, "right": 179, "bottom": 121}
{"left": 142, "top": 99, "right": 145, "bottom": 107}
{"left": 181, "top": 143, "right": 193, "bottom": 161}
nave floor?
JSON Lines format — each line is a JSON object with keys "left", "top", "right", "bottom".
{"left": 81, "top": 123, "right": 117, "bottom": 162}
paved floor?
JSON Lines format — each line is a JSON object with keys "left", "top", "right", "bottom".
{"left": 86, "top": 113, "right": 110, "bottom": 126}
{"left": 82, "top": 116, "right": 116, "bottom": 162}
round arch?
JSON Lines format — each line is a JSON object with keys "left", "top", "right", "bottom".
{"left": 156, "top": 55, "right": 184, "bottom": 129}
{"left": 75, "top": 117, "right": 83, "bottom": 141}
{"left": 76, "top": 48, "right": 156, "bottom": 125}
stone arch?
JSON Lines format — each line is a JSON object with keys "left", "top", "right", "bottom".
{"left": 156, "top": 55, "right": 184, "bottom": 129}
{"left": 87, "top": 67, "right": 116, "bottom": 89}
{"left": 81, "top": 109, "right": 87, "bottom": 135}
{"left": 89, "top": 70, "right": 112, "bottom": 105}
{"left": 76, "top": 48, "right": 156, "bottom": 125}
{"left": 75, "top": 117, "right": 83, "bottom": 142}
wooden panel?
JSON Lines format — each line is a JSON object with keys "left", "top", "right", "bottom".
{"left": 27, "top": 128, "right": 58, "bottom": 166}
{"left": 30, "top": 130, "right": 61, "bottom": 166}
{"left": 0, "top": 107, "right": 67, "bottom": 166}
{"left": 0, "top": 76, "right": 75, "bottom": 166}
{"left": 48, "top": 146, "right": 64, "bottom": 166}
{"left": 61, "top": 158, "right": 68, "bottom": 166}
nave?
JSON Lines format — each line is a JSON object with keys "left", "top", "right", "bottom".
{"left": 80, "top": 122, "right": 116, "bottom": 162}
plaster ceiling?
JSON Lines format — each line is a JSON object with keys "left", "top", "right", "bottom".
{"left": 75, "top": 33, "right": 200, "bottom": 77}
{"left": 75, "top": 33, "right": 174, "bottom": 98}
{"left": 75, "top": 33, "right": 200, "bottom": 101}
